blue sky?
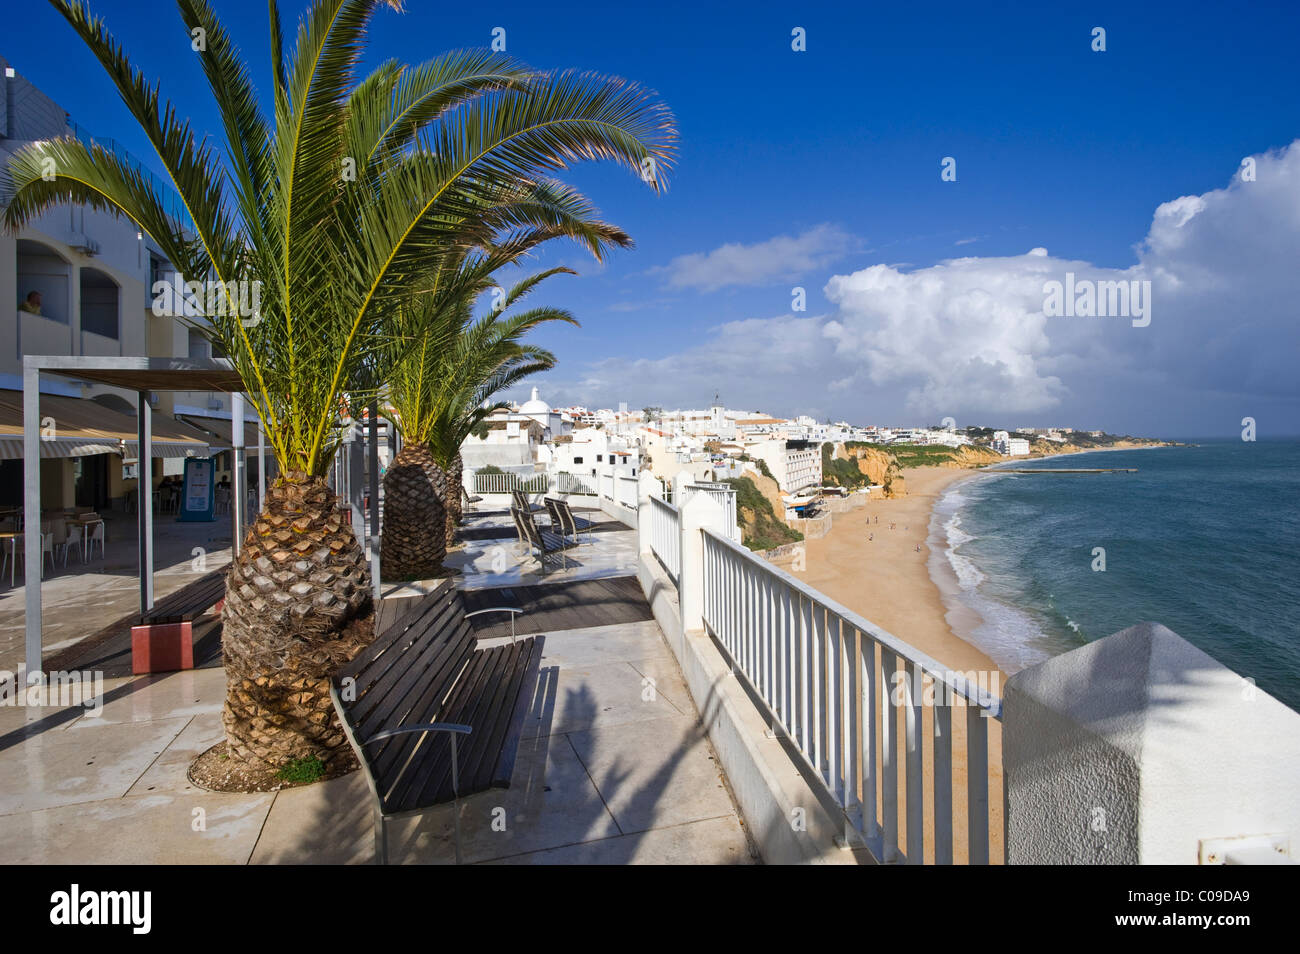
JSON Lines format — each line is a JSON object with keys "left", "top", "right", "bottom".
{"left": 7, "top": 0, "right": 1300, "bottom": 436}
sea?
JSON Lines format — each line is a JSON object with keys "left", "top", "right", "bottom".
{"left": 927, "top": 439, "right": 1300, "bottom": 710}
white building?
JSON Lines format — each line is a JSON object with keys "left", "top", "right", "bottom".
{"left": 748, "top": 438, "right": 821, "bottom": 492}
{"left": 992, "top": 431, "right": 1030, "bottom": 456}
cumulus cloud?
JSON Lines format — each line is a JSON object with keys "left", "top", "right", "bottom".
{"left": 561, "top": 142, "right": 1300, "bottom": 431}
{"left": 653, "top": 223, "right": 858, "bottom": 292}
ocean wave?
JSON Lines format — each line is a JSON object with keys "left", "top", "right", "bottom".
{"left": 959, "top": 588, "right": 1055, "bottom": 673}
{"left": 931, "top": 475, "right": 1051, "bottom": 672}
{"left": 942, "top": 513, "right": 984, "bottom": 588}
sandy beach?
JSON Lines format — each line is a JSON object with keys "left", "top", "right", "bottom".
{"left": 794, "top": 466, "right": 997, "bottom": 675}
{"left": 792, "top": 442, "right": 1172, "bottom": 676}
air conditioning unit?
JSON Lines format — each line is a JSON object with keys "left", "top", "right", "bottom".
{"left": 207, "top": 397, "right": 223, "bottom": 411}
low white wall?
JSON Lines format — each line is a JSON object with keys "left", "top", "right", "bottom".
{"left": 598, "top": 495, "right": 637, "bottom": 528}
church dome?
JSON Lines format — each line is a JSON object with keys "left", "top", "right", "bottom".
{"left": 520, "top": 386, "right": 551, "bottom": 415}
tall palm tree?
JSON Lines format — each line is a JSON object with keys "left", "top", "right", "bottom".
{"left": 380, "top": 261, "right": 576, "bottom": 578}
{"left": 3, "top": 0, "right": 674, "bottom": 770}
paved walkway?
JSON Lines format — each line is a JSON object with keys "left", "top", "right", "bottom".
{"left": 0, "top": 506, "right": 756, "bottom": 864}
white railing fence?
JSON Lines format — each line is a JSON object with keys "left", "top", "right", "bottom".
{"left": 556, "top": 472, "right": 597, "bottom": 495}
{"left": 473, "top": 472, "right": 548, "bottom": 495}
{"left": 648, "top": 495, "right": 681, "bottom": 583}
{"left": 699, "top": 528, "right": 1002, "bottom": 865}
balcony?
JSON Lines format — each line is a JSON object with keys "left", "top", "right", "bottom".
{"left": 1, "top": 473, "right": 1296, "bottom": 864}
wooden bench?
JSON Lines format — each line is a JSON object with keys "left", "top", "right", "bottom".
{"left": 510, "top": 488, "right": 544, "bottom": 514}
{"left": 130, "top": 570, "right": 226, "bottom": 674}
{"left": 331, "top": 586, "right": 544, "bottom": 864}
{"left": 544, "top": 496, "right": 594, "bottom": 542}
{"left": 511, "top": 506, "right": 577, "bottom": 572}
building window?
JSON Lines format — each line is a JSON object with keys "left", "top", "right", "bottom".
{"left": 573, "top": 456, "right": 583, "bottom": 465}
{"left": 188, "top": 329, "right": 208, "bottom": 360}
{"left": 596, "top": 454, "right": 603, "bottom": 462}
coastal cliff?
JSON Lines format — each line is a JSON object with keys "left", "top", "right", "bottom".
{"left": 835, "top": 443, "right": 907, "bottom": 497}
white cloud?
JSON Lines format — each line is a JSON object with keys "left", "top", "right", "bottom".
{"left": 560, "top": 141, "right": 1300, "bottom": 431}
{"left": 653, "top": 223, "right": 858, "bottom": 292}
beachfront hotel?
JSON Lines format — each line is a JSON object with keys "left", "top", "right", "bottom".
{"left": 0, "top": 2, "right": 1297, "bottom": 911}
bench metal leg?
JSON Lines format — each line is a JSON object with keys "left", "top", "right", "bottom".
{"left": 374, "top": 805, "right": 389, "bottom": 865}
{"left": 450, "top": 733, "right": 463, "bottom": 866}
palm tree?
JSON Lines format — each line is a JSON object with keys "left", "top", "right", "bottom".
{"left": 380, "top": 261, "right": 576, "bottom": 578}
{"left": 432, "top": 308, "right": 567, "bottom": 551}
{"left": 3, "top": 0, "right": 674, "bottom": 770}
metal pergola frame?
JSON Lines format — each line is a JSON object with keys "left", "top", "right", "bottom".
{"left": 19, "top": 355, "right": 382, "bottom": 683}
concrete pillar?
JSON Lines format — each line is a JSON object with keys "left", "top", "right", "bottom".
{"left": 1004, "top": 621, "right": 1300, "bottom": 865}
{"left": 677, "top": 490, "right": 727, "bottom": 635}
{"left": 672, "top": 469, "right": 692, "bottom": 505}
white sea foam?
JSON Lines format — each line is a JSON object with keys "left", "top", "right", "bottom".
{"left": 929, "top": 477, "right": 1052, "bottom": 674}
{"left": 943, "top": 513, "right": 984, "bottom": 588}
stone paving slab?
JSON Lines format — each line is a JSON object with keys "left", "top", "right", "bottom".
{"left": 521, "top": 659, "right": 687, "bottom": 739}
{"left": 566, "top": 714, "right": 738, "bottom": 835}
{"left": 0, "top": 715, "right": 190, "bottom": 815}
{"left": 126, "top": 713, "right": 224, "bottom": 797}
{"left": 0, "top": 789, "right": 274, "bottom": 864}
{"left": 484, "top": 815, "right": 753, "bottom": 865}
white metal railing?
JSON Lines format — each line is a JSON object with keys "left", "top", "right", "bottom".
{"left": 473, "top": 472, "right": 548, "bottom": 495}
{"left": 556, "top": 472, "right": 597, "bottom": 495}
{"left": 686, "top": 483, "right": 737, "bottom": 531}
{"left": 700, "top": 528, "right": 1003, "bottom": 865}
{"left": 648, "top": 495, "right": 681, "bottom": 583}
{"left": 617, "top": 474, "right": 639, "bottom": 509}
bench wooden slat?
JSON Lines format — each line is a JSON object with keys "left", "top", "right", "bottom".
{"left": 336, "top": 586, "right": 456, "bottom": 682}
{"left": 403, "top": 642, "right": 518, "bottom": 809}
{"left": 386, "top": 645, "right": 499, "bottom": 813}
{"left": 352, "top": 617, "right": 470, "bottom": 736}
{"left": 351, "top": 609, "right": 469, "bottom": 734}
{"left": 435, "top": 641, "right": 526, "bottom": 801}
{"left": 491, "top": 637, "right": 544, "bottom": 788}
{"left": 348, "top": 598, "right": 464, "bottom": 716}
{"left": 365, "top": 626, "right": 475, "bottom": 785}
{"left": 463, "top": 640, "right": 538, "bottom": 794}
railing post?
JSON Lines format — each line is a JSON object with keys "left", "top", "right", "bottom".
{"left": 677, "top": 491, "right": 727, "bottom": 635}
{"left": 637, "top": 472, "right": 660, "bottom": 552}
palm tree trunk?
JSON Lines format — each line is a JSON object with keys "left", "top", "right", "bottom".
{"left": 381, "top": 441, "right": 448, "bottom": 580}
{"left": 221, "top": 471, "right": 372, "bottom": 769}
{"left": 444, "top": 452, "right": 464, "bottom": 549}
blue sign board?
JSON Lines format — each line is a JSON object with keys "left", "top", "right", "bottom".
{"left": 178, "top": 457, "right": 216, "bottom": 522}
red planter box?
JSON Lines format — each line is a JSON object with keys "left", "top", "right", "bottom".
{"left": 130, "top": 622, "right": 195, "bottom": 674}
